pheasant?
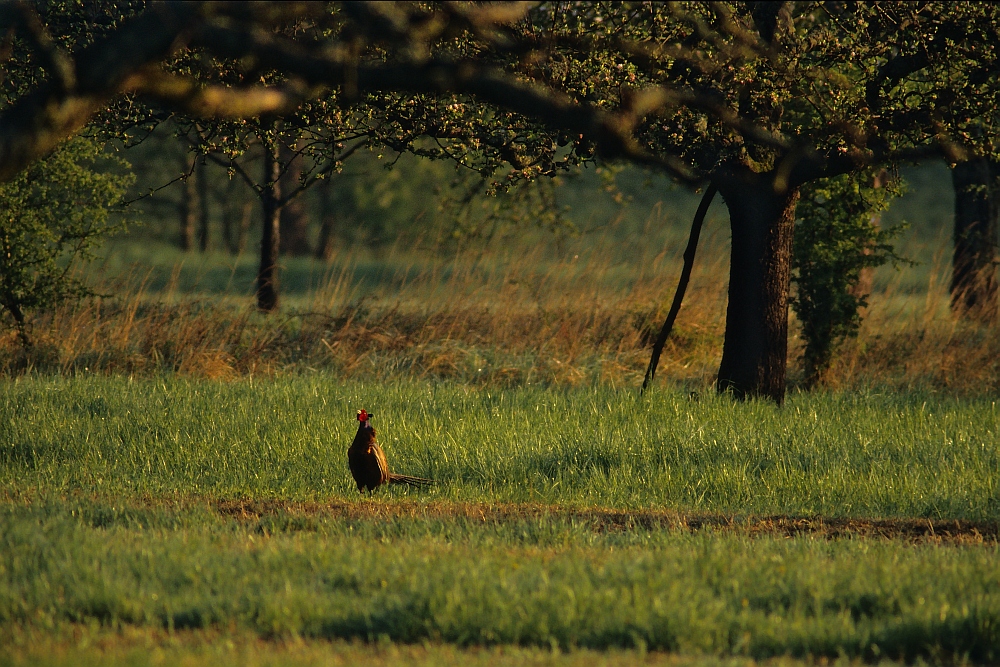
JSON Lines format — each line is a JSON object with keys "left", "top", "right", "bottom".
{"left": 348, "top": 409, "right": 433, "bottom": 493}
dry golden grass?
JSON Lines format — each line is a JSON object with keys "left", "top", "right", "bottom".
{"left": 0, "top": 238, "right": 727, "bottom": 388}
{"left": 816, "top": 250, "right": 1000, "bottom": 394}
{"left": 2, "top": 234, "right": 998, "bottom": 394}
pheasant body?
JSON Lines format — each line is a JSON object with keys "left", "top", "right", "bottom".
{"left": 348, "top": 410, "right": 433, "bottom": 493}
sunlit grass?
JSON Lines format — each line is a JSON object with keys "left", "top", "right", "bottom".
{"left": 1, "top": 161, "right": 992, "bottom": 664}
{"left": 3, "top": 376, "right": 998, "bottom": 518}
{"left": 1, "top": 160, "right": 987, "bottom": 394}
{"left": 6, "top": 196, "right": 993, "bottom": 394}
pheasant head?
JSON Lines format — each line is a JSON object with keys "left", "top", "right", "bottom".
{"left": 356, "top": 409, "right": 375, "bottom": 434}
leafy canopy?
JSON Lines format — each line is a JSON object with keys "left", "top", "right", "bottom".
{"left": 0, "top": 136, "right": 133, "bottom": 339}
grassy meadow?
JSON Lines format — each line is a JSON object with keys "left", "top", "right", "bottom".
{"left": 3, "top": 161, "right": 1000, "bottom": 665}
{"left": 3, "top": 377, "right": 1000, "bottom": 516}
{"left": 2, "top": 378, "right": 999, "bottom": 664}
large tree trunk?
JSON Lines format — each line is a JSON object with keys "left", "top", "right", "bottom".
{"left": 715, "top": 165, "right": 799, "bottom": 404}
{"left": 951, "top": 157, "right": 998, "bottom": 322}
{"left": 179, "top": 154, "right": 197, "bottom": 251}
{"left": 258, "top": 139, "right": 281, "bottom": 312}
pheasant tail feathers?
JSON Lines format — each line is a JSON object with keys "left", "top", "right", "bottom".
{"left": 388, "top": 473, "right": 435, "bottom": 487}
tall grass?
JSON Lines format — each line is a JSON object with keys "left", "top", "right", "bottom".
{"left": 0, "top": 225, "right": 733, "bottom": 387}
{"left": 3, "top": 162, "right": 994, "bottom": 666}
{"left": 3, "top": 376, "right": 998, "bottom": 518}
{"left": 2, "top": 232, "right": 998, "bottom": 393}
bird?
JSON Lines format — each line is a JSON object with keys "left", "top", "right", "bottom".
{"left": 348, "top": 409, "right": 433, "bottom": 493}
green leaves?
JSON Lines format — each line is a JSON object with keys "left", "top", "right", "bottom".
{"left": 0, "top": 136, "right": 133, "bottom": 339}
{"left": 792, "top": 169, "right": 908, "bottom": 385}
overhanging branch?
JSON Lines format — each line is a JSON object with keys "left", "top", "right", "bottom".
{"left": 125, "top": 69, "right": 307, "bottom": 119}
{"left": 0, "top": 2, "right": 198, "bottom": 182}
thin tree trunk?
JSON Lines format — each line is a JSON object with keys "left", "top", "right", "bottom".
{"left": 851, "top": 169, "right": 890, "bottom": 305}
{"left": 197, "top": 157, "right": 210, "bottom": 252}
{"left": 715, "top": 165, "right": 799, "bottom": 404}
{"left": 315, "top": 213, "right": 336, "bottom": 261}
{"left": 641, "top": 183, "right": 717, "bottom": 393}
{"left": 179, "top": 155, "right": 197, "bottom": 251}
{"left": 280, "top": 198, "right": 311, "bottom": 255}
{"left": 2, "top": 298, "right": 31, "bottom": 349}
{"left": 849, "top": 216, "right": 879, "bottom": 308}
{"left": 951, "top": 157, "right": 998, "bottom": 322}
{"left": 258, "top": 137, "right": 281, "bottom": 312}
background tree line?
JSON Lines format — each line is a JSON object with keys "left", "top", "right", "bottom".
{"left": 1, "top": 1, "right": 997, "bottom": 403}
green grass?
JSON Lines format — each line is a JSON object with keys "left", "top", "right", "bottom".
{"left": 1, "top": 498, "right": 999, "bottom": 661}
{"left": 4, "top": 375, "right": 999, "bottom": 663}
{"left": 0, "top": 142, "right": 976, "bottom": 667}
{"left": 2, "top": 376, "right": 999, "bottom": 518}
{"left": 0, "top": 626, "right": 767, "bottom": 667}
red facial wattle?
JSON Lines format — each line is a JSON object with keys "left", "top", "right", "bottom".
{"left": 357, "top": 409, "right": 369, "bottom": 422}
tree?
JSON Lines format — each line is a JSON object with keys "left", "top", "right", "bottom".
{"left": 0, "top": 1, "right": 660, "bottom": 311}
{"left": 437, "top": 1, "right": 1000, "bottom": 402}
{"left": 4, "top": 2, "right": 1000, "bottom": 401}
{"left": 792, "top": 169, "right": 906, "bottom": 387}
{"left": 185, "top": 119, "right": 368, "bottom": 311}
{"left": 0, "top": 2, "right": 653, "bottom": 184}
{"left": 0, "top": 135, "right": 133, "bottom": 344}
{"left": 319, "top": 2, "right": 1000, "bottom": 402}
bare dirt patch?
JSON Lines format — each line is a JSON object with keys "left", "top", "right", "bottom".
{"left": 214, "top": 498, "right": 999, "bottom": 545}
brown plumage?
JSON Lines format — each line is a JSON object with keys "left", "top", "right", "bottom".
{"left": 347, "top": 409, "right": 433, "bottom": 493}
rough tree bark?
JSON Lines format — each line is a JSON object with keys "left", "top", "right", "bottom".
{"left": 258, "top": 137, "right": 281, "bottom": 311}
{"left": 951, "top": 157, "right": 998, "bottom": 322}
{"left": 715, "top": 164, "right": 799, "bottom": 404}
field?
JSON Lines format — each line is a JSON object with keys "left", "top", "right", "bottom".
{"left": 2, "top": 163, "right": 1000, "bottom": 665}
{"left": 3, "top": 378, "right": 1000, "bottom": 665}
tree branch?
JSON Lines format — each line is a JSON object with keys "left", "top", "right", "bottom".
{"left": 641, "top": 182, "right": 717, "bottom": 393}
{"left": 11, "top": 1, "right": 76, "bottom": 91}
{"left": 278, "top": 136, "right": 369, "bottom": 206}
{"left": 204, "top": 152, "right": 260, "bottom": 194}
{"left": 193, "top": 22, "right": 703, "bottom": 181}
{"left": 124, "top": 69, "right": 307, "bottom": 119}
{"left": 0, "top": 3, "right": 198, "bottom": 182}
{"left": 791, "top": 140, "right": 967, "bottom": 187}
